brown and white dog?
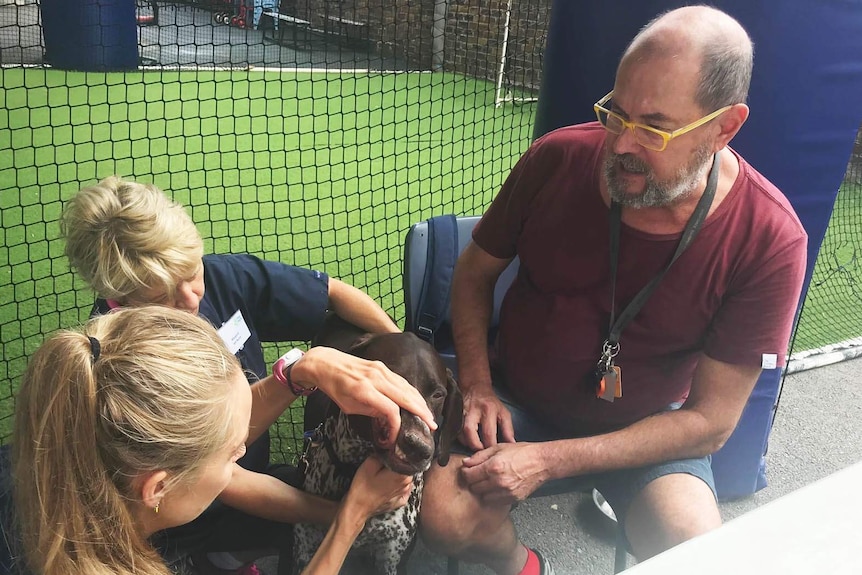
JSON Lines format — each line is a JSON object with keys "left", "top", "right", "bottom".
{"left": 293, "top": 315, "right": 463, "bottom": 575}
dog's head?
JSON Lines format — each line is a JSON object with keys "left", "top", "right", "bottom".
{"left": 312, "top": 314, "right": 463, "bottom": 476}
{"left": 346, "top": 331, "right": 463, "bottom": 475}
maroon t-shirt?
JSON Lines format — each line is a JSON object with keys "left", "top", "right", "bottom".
{"left": 474, "top": 123, "right": 807, "bottom": 437}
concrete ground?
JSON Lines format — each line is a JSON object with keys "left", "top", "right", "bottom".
{"left": 0, "top": 2, "right": 399, "bottom": 69}
{"left": 257, "top": 356, "right": 862, "bottom": 574}
{"left": 0, "top": 0, "right": 404, "bottom": 70}
{"left": 136, "top": 3, "right": 398, "bottom": 70}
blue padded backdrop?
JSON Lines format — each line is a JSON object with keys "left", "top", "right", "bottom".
{"left": 533, "top": 0, "right": 862, "bottom": 499}
{"left": 40, "top": 0, "right": 138, "bottom": 72}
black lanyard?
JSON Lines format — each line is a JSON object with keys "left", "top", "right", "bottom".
{"left": 604, "top": 152, "right": 721, "bottom": 359}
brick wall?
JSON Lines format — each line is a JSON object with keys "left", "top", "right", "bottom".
{"left": 288, "top": 0, "right": 550, "bottom": 87}
{"left": 291, "top": 0, "right": 436, "bottom": 68}
{"left": 442, "top": 0, "right": 548, "bottom": 90}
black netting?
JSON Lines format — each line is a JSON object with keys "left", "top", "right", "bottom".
{"left": 791, "top": 129, "right": 862, "bottom": 354}
{"left": 0, "top": 0, "right": 547, "bottom": 459}
{"left": 1, "top": 0, "right": 860, "bottom": 459}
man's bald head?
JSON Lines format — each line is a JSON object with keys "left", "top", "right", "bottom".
{"left": 620, "top": 5, "right": 753, "bottom": 112}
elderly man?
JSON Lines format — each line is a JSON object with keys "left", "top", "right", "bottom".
{"left": 419, "top": 6, "right": 807, "bottom": 575}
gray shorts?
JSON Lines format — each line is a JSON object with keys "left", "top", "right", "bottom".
{"left": 455, "top": 385, "right": 716, "bottom": 525}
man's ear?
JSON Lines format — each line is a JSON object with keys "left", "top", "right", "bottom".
{"left": 139, "top": 470, "right": 169, "bottom": 509}
{"left": 714, "top": 102, "right": 750, "bottom": 150}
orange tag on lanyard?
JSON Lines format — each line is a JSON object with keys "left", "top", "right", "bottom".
{"left": 597, "top": 365, "right": 622, "bottom": 402}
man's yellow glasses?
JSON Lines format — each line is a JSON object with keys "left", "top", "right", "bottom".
{"left": 594, "top": 91, "right": 732, "bottom": 152}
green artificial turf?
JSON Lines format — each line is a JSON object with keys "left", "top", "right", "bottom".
{"left": 0, "top": 67, "right": 537, "bottom": 446}
{"left": 791, "top": 181, "right": 862, "bottom": 353}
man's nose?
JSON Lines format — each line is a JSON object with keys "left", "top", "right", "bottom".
{"left": 612, "top": 124, "right": 641, "bottom": 155}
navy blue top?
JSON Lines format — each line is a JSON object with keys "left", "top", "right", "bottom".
{"left": 93, "top": 253, "right": 331, "bottom": 472}
{"left": 1, "top": 255, "right": 331, "bottom": 565}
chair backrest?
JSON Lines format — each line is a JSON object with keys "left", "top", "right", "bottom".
{"left": 403, "top": 215, "right": 519, "bottom": 372}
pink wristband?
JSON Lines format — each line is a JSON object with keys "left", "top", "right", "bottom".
{"left": 273, "top": 349, "right": 317, "bottom": 397}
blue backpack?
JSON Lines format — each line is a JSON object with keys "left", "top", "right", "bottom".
{"left": 404, "top": 214, "right": 459, "bottom": 346}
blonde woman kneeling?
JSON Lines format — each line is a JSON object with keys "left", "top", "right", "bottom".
{"left": 11, "top": 306, "right": 413, "bottom": 575}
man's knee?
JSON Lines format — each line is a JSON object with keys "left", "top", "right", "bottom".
{"left": 420, "top": 458, "right": 510, "bottom": 553}
{"left": 624, "top": 472, "right": 721, "bottom": 559}
{"left": 421, "top": 458, "right": 472, "bottom": 548}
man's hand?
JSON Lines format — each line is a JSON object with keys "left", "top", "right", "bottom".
{"left": 459, "top": 385, "right": 515, "bottom": 451}
{"left": 294, "top": 347, "right": 437, "bottom": 446}
{"left": 460, "top": 442, "right": 548, "bottom": 504}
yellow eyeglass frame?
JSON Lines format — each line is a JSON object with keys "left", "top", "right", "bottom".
{"left": 594, "top": 91, "right": 732, "bottom": 152}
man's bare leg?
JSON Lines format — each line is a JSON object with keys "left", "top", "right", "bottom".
{"left": 625, "top": 472, "right": 722, "bottom": 560}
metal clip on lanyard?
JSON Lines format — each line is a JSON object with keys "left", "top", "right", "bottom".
{"left": 596, "top": 152, "right": 721, "bottom": 402}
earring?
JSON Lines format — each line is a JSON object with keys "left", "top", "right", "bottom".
{"left": 154, "top": 503, "right": 160, "bottom": 514}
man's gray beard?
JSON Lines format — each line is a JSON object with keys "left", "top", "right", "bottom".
{"left": 604, "top": 143, "right": 714, "bottom": 209}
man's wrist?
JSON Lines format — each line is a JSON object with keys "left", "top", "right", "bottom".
{"left": 457, "top": 368, "right": 494, "bottom": 395}
{"left": 273, "top": 349, "right": 318, "bottom": 397}
{"left": 536, "top": 439, "right": 575, "bottom": 482}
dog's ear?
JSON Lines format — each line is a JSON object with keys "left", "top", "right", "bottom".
{"left": 348, "top": 333, "right": 376, "bottom": 353}
{"left": 436, "top": 368, "right": 464, "bottom": 467}
{"left": 312, "top": 313, "right": 371, "bottom": 352}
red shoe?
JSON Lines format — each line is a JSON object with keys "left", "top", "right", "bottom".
{"left": 190, "top": 553, "right": 262, "bottom": 575}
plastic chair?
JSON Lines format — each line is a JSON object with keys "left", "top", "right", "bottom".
{"left": 403, "top": 215, "right": 629, "bottom": 573}
{"left": 403, "top": 215, "right": 519, "bottom": 372}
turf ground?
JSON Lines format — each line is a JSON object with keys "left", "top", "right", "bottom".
{"left": 0, "top": 67, "right": 537, "bottom": 445}
{"left": 792, "top": 181, "right": 862, "bottom": 352}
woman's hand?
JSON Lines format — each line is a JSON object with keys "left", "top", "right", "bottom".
{"left": 300, "top": 456, "right": 414, "bottom": 575}
{"left": 291, "top": 347, "right": 436, "bottom": 445}
{"left": 342, "top": 456, "right": 415, "bottom": 520}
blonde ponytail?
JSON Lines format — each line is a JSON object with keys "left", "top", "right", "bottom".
{"left": 13, "top": 306, "right": 241, "bottom": 575}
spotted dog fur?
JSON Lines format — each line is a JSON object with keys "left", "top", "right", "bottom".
{"left": 295, "top": 416, "right": 425, "bottom": 574}
{"left": 293, "top": 315, "right": 463, "bottom": 575}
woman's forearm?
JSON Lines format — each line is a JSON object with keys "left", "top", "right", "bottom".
{"left": 327, "top": 279, "right": 399, "bottom": 333}
{"left": 300, "top": 502, "right": 366, "bottom": 575}
{"left": 218, "top": 465, "right": 337, "bottom": 525}
{"left": 247, "top": 375, "right": 298, "bottom": 444}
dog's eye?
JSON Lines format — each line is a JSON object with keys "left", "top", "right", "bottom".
{"left": 431, "top": 389, "right": 447, "bottom": 401}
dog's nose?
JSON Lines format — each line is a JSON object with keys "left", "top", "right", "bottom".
{"left": 404, "top": 430, "right": 435, "bottom": 461}
{"left": 397, "top": 418, "right": 435, "bottom": 464}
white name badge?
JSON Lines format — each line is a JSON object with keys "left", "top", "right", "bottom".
{"left": 761, "top": 353, "right": 778, "bottom": 370}
{"left": 218, "top": 309, "right": 252, "bottom": 355}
